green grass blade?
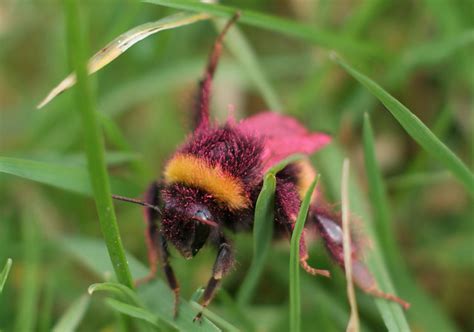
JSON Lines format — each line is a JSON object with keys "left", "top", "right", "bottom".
{"left": 289, "top": 176, "right": 319, "bottom": 332}
{"left": 88, "top": 282, "right": 142, "bottom": 306}
{"left": 0, "top": 157, "right": 140, "bottom": 196}
{"left": 64, "top": 0, "right": 133, "bottom": 287}
{"left": 362, "top": 114, "right": 399, "bottom": 268}
{"left": 236, "top": 173, "right": 276, "bottom": 305}
{"left": 214, "top": 19, "right": 283, "bottom": 111}
{"left": 145, "top": 0, "right": 380, "bottom": 57}
{"left": 15, "top": 213, "right": 41, "bottom": 332}
{"left": 0, "top": 259, "right": 12, "bottom": 294}
{"left": 52, "top": 295, "right": 90, "bottom": 332}
{"left": 238, "top": 155, "right": 303, "bottom": 305}
{"left": 333, "top": 55, "right": 474, "bottom": 197}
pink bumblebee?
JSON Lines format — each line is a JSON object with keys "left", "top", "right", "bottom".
{"left": 114, "top": 15, "right": 409, "bottom": 321}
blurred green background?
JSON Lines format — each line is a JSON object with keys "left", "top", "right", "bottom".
{"left": 0, "top": 0, "right": 472, "bottom": 331}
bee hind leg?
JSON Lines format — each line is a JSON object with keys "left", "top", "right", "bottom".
{"left": 312, "top": 207, "right": 410, "bottom": 309}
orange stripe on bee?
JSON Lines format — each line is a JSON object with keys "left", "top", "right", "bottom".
{"left": 296, "top": 160, "right": 318, "bottom": 202}
{"left": 164, "top": 154, "right": 250, "bottom": 210}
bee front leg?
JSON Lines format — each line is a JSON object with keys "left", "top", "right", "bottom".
{"left": 159, "top": 233, "right": 181, "bottom": 318}
{"left": 134, "top": 181, "right": 181, "bottom": 317}
{"left": 193, "top": 238, "right": 234, "bottom": 323}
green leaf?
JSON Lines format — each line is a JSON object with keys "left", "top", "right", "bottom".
{"left": 333, "top": 55, "right": 474, "bottom": 198}
{"left": 65, "top": 0, "right": 133, "bottom": 287}
{"left": 52, "top": 295, "right": 90, "bottom": 332}
{"left": 289, "top": 176, "right": 319, "bottom": 332}
{"left": 146, "top": 0, "right": 380, "bottom": 57}
{"left": 0, "top": 259, "right": 12, "bottom": 294}
{"left": 0, "top": 157, "right": 140, "bottom": 196}
{"left": 237, "top": 155, "right": 303, "bottom": 305}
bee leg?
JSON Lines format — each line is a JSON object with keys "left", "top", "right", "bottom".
{"left": 135, "top": 181, "right": 162, "bottom": 286}
{"left": 133, "top": 182, "right": 181, "bottom": 317}
{"left": 313, "top": 209, "right": 410, "bottom": 309}
{"left": 298, "top": 230, "right": 331, "bottom": 278}
{"left": 193, "top": 13, "right": 240, "bottom": 130}
{"left": 159, "top": 233, "right": 181, "bottom": 318}
{"left": 193, "top": 239, "right": 234, "bottom": 323}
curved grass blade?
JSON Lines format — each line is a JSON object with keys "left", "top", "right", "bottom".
{"left": 237, "top": 155, "right": 303, "bottom": 305}
{"left": 37, "top": 12, "right": 210, "bottom": 109}
{"left": 289, "top": 176, "right": 319, "bottom": 332}
{"left": 341, "top": 159, "right": 359, "bottom": 332}
{"left": 0, "top": 258, "right": 12, "bottom": 294}
{"left": 88, "top": 282, "right": 141, "bottom": 306}
{"left": 104, "top": 299, "right": 163, "bottom": 328}
{"left": 52, "top": 295, "right": 90, "bottom": 332}
{"left": 332, "top": 54, "right": 474, "bottom": 198}
{"left": 146, "top": 0, "right": 380, "bottom": 57}
{"left": 64, "top": 0, "right": 132, "bottom": 288}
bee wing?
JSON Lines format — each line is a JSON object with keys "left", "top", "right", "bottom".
{"left": 237, "top": 112, "right": 331, "bottom": 170}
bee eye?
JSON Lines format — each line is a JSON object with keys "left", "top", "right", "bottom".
{"left": 194, "top": 209, "right": 211, "bottom": 221}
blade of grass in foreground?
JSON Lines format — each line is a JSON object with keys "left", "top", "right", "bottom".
{"left": 237, "top": 155, "right": 302, "bottom": 305}
{"left": 64, "top": 0, "right": 133, "bottom": 287}
{"left": 0, "top": 258, "right": 12, "bottom": 294}
{"left": 52, "top": 295, "right": 90, "bottom": 332}
{"left": 332, "top": 54, "right": 474, "bottom": 198}
{"left": 146, "top": 0, "right": 380, "bottom": 57}
{"left": 289, "top": 176, "right": 319, "bottom": 332}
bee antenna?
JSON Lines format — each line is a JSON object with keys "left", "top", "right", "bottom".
{"left": 112, "top": 194, "right": 162, "bottom": 215}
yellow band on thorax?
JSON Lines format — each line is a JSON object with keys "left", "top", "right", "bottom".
{"left": 164, "top": 154, "right": 250, "bottom": 210}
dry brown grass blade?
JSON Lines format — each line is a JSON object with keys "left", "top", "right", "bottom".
{"left": 341, "top": 158, "right": 360, "bottom": 332}
{"left": 37, "top": 12, "right": 210, "bottom": 109}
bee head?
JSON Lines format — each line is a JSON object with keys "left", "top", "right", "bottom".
{"left": 161, "top": 185, "right": 219, "bottom": 259}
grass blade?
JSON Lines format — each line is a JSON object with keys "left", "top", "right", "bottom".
{"left": 88, "top": 282, "right": 142, "bottom": 306}
{"left": 238, "top": 155, "right": 303, "bottom": 305}
{"left": 52, "top": 295, "right": 90, "bottom": 332}
{"left": 0, "top": 157, "right": 140, "bottom": 197}
{"left": 146, "top": 0, "right": 380, "bottom": 57}
{"left": 289, "top": 176, "right": 319, "bottom": 332}
{"left": 0, "top": 259, "right": 12, "bottom": 294}
{"left": 332, "top": 54, "right": 474, "bottom": 198}
{"left": 64, "top": 0, "right": 133, "bottom": 288}
{"left": 37, "top": 12, "right": 209, "bottom": 109}
{"left": 341, "top": 159, "right": 359, "bottom": 332}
